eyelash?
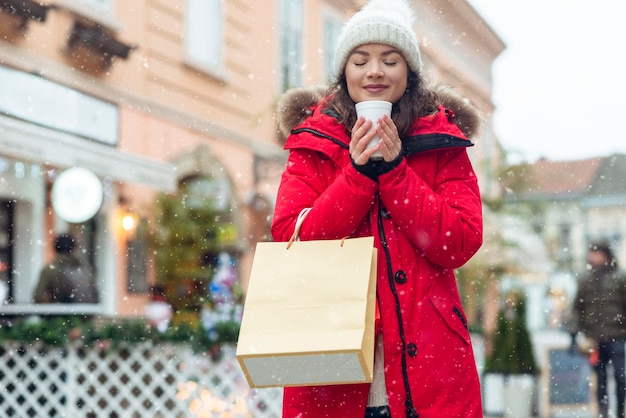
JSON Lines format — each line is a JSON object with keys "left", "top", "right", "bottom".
{"left": 354, "top": 61, "right": 397, "bottom": 67}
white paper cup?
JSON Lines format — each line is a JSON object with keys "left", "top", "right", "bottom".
{"left": 355, "top": 100, "right": 392, "bottom": 159}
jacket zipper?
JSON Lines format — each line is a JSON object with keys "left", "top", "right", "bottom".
{"left": 291, "top": 127, "right": 471, "bottom": 156}
{"left": 291, "top": 128, "right": 348, "bottom": 149}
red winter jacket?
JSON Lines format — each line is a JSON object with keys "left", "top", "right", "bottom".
{"left": 271, "top": 87, "right": 484, "bottom": 418}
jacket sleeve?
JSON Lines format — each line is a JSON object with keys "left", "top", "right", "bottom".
{"left": 567, "top": 279, "right": 586, "bottom": 334}
{"left": 271, "top": 148, "right": 378, "bottom": 242}
{"left": 377, "top": 147, "right": 482, "bottom": 269}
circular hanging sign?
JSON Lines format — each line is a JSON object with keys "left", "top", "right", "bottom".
{"left": 51, "top": 167, "right": 104, "bottom": 223}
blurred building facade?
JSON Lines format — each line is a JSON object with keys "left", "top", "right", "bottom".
{"left": 0, "top": 0, "right": 503, "bottom": 319}
{"left": 493, "top": 153, "right": 626, "bottom": 416}
{"left": 497, "top": 153, "right": 626, "bottom": 337}
{"left": 505, "top": 154, "right": 626, "bottom": 276}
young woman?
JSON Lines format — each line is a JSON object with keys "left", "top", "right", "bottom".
{"left": 271, "top": 0, "right": 484, "bottom": 416}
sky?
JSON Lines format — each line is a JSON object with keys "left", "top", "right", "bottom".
{"left": 467, "top": 1, "right": 626, "bottom": 163}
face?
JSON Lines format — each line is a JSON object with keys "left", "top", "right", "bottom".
{"left": 345, "top": 43, "right": 409, "bottom": 105}
{"left": 587, "top": 249, "right": 608, "bottom": 269}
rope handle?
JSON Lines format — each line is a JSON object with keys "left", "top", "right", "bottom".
{"left": 286, "top": 207, "right": 312, "bottom": 249}
{"left": 286, "top": 207, "right": 350, "bottom": 249}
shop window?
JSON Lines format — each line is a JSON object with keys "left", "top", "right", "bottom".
{"left": 76, "top": 220, "right": 98, "bottom": 275}
{"left": 42, "top": 168, "right": 101, "bottom": 306}
{"left": 185, "top": 0, "right": 224, "bottom": 78}
{"left": 0, "top": 160, "right": 106, "bottom": 311}
{"left": 0, "top": 199, "right": 14, "bottom": 305}
{"left": 126, "top": 218, "right": 148, "bottom": 294}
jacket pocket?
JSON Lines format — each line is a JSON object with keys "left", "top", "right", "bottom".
{"left": 429, "top": 287, "right": 471, "bottom": 346}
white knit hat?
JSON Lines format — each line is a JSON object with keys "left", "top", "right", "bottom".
{"left": 334, "top": 0, "right": 422, "bottom": 78}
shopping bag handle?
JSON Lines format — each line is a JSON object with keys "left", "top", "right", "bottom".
{"left": 286, "top": 207, "right": 349, "bottom": 249}
{"left": 287, "top": 207, "right": 312, "bottom": 249}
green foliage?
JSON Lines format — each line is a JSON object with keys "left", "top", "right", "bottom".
{"left": 214, "top": 320, "right": 241, "bottom": 343}
{"left": 149, "top": 179, "right": 242, "bottom": 345}
{"left": 0, "top": 316, "right": 80, "bottom": 346}
{"left": 151, "top": 186, "right": 221, "bottom": 313}
{"left": 485, "top": 290, "right": 539, "bottom": 375}
{"left": 0, "top": 316, "right": 239, "bottom": 354}
{"left": 152, "top": 190, "right": 218, "bottom": 278}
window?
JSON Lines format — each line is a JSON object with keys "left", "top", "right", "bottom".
{"left": 0, "top": 198, "right": 14, "bottom": 304}
{"left": 77, "top": 0, "right": 113, "bottom": 10}
{"left": 279, "top": 0, "right": 303, "bottom": 91}
{"left": 323, "top": 8, "right": 343, "bottom": 82}
{"left": 127, "top": 218, "right": 148, "bottom": 294}
{"left": 186, "top": 0, "right": 224, "bottom": 76}
{"left": 557, "top": 223, "right": 573, "bottom": 269}
{"left": 53, "top": 0, "right": 120, "bottom": 31}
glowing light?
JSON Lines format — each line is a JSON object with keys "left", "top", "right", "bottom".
{"left": 121, "top": 213, "right": 136, "bottom": 232}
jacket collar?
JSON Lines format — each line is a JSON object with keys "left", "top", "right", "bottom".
{"left": 276, "top": 84, "right": 483, "bottom": 144}
{"left": 287, "top": 102, "right": 473, "bottom": 157}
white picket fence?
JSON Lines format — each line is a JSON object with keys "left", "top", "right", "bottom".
{"left": 0, "top": 341, "right": 282, "bottom": 417}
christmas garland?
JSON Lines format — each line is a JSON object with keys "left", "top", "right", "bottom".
{"left": 0, "top": 316, "right": 240, "bottom": 355}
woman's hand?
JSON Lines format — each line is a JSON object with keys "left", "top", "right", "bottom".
{"left": 350, "top": 115, "right": 402, "bottom": 164}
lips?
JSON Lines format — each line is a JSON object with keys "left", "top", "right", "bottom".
{"left": 364, "top": 84, "right": 387, "bottom": 93}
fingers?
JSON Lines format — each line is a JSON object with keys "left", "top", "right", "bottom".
{"left": 351, "top": 116, "right": 401, "bottom": 164}
{"left": 350, "top": 117, "right": 377, "bottom": 163}
{"left": 376, "top": 115, "right": 401, "bottom": 162}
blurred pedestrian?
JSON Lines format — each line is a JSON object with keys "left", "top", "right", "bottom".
{"left": 143, "top": 285, "right": 172, "bottom": 333}
{"left": 570, "top": 240, "right": 626, "bottom": 418}
{"left": 33, "top": 233, "right": 98, "bottom": 304}
{"left": 271, "top": 0, "right": 483, "bottom": 416}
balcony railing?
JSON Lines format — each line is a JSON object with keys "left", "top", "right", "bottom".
{"left": 0, "top": 341, "right": 282, "bottom": 417}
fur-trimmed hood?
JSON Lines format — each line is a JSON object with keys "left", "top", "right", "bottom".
{"left": 276, "top": 85, "right": 483, "bottom": 144}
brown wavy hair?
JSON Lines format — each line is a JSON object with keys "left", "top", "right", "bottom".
{"left": 325, "top": 69, "right": 439, "bottom": 138}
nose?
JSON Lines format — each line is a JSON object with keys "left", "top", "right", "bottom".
{"left": 366, "top": 64, "right": 384, "bottom": 78}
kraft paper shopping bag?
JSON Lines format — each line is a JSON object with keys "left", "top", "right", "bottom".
{"left": 236, "top": 219, "right": 376, "bottom": 388}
